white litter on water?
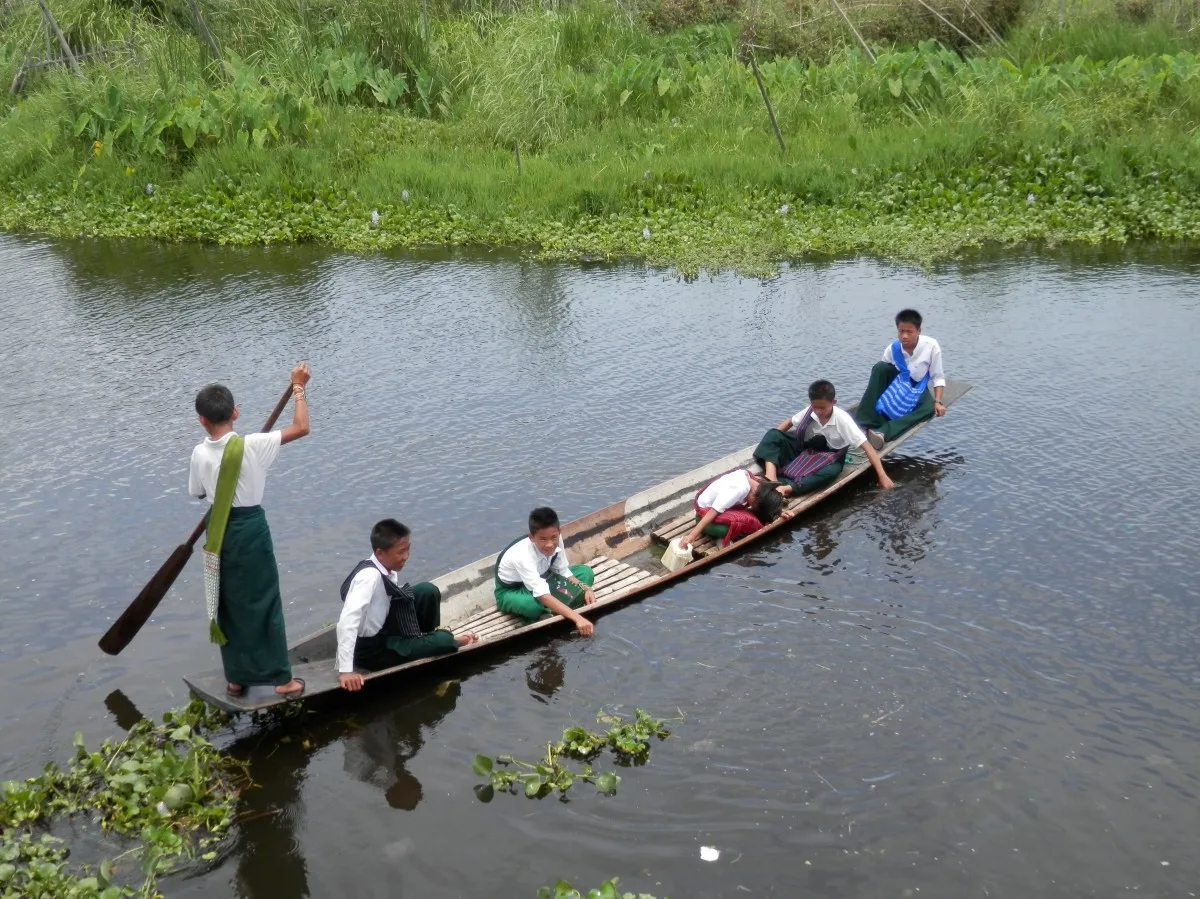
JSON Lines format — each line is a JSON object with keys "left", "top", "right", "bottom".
{"left": 700, "top": 846, "right": 720, "bottom": 861}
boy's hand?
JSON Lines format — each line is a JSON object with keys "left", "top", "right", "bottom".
{"left": 574, "top": 615, "right": 595, "bottom": 637}
{"left": 456, "top": 632, "right": 479, "bottom": 647}
{"left": 775, "top": 484, "right": 793, "bottom": 497}
{"left": 879, "top": 474, "right": 896, "bottom": 490}
{"left": 680, "top": 529, "right": 700, "bottom": 550}
{"left": 934, "top": 400, "right": 946, "bottom": 417}
{"left": 339, "top": 672, "right": 364, "bottom": 691}
{"left": 291, "top": 361, "right": 311, "bottom": 387}
{"left": 582, "top": 586, "right": 596, "bottom": 605}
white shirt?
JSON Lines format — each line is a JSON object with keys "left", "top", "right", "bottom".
{"left": 696, "top": 469, "right": 753, "bottom": 514}
{"left": 336, "top": 556, "right": 400, "bottom": 673}
{"left": 884, "top": 334, "right": 946, "bottom": 388}
{"left": 188, "top": 431, "right": 282, "bottom": 506}
{"left": 789, "top": 405, "right": 868, "bottom": 451}
{"left": 496, "top": 536, "right": 572, "bottom": 597}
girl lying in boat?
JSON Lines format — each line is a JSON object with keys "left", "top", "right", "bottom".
{"left": 680, "top": 469, "right": 794, "bottom": 551}
{"left": 753, "top": 378, "right": 894, "bottom": 497}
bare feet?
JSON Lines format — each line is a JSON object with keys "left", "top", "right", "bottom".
{"left": 456, "top": 632, "right": 479, "bottom": 647}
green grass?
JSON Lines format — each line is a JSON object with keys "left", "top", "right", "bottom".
{"left": 3, "top": 0, "right": 1200, "bottom": 272}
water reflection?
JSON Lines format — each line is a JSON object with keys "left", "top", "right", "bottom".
{"left": 342, "top": 681, "right": 462, "bottom": 811}
{"left": 524, "top": 645, "right": 567, "bottom": 702}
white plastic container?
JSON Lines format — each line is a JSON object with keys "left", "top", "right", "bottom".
{"left": 660, "top": 537, "right": 695, "bottom": 573}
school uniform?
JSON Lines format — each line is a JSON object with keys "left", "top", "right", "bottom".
{"left": 188, "top": 430, "right": 293, "bottom": 688}
{"left": 493, "top": 536, "right": 595, "bottom": 623}
{"left": 337, "top": 556, "right": 457, "bottom": 673}
{"left": 753, "top": 405, "right": 867, "bottom": 494}
{"left": 692, "top": 468, "right": 768, "bottom": 546}
{"left": 855, "top": 335, "right": 945, "bottom": 440}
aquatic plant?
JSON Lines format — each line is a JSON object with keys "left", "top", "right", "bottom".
{"left": 0, "top": 701, "right": 245, "bottom": 898}
{"left": 537, "top": 877, "right": 661, "bottom": 899}
{"left": 4, "top": 0, "right": 1200, "bottom": 270}
{"left": 472, "top": 709, "right": 672, "bottom": 800}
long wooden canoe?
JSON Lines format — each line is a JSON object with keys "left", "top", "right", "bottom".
{"left": 184, "top": 381, "right": 971, "bottom": 712}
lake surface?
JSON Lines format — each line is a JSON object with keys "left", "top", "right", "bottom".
{"left": 1, "top": 234, "right": 1198, "bottom": 898}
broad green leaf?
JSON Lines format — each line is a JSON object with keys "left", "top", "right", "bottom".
{"left": 595, "top": 772, "right": 619, "bottom": 795}
{"left": 73, "top": 113, "right": 91, "bottom": 136}
{"left": 524, "top": 778, "right": 543, "bottom": 798}
{"left": 471, "top": 754, "right": 494, "bottom": 776}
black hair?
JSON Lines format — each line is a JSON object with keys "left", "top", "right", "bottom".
{"left": 528, "top": 507, "right": 560, "bottom": 533}
{"left": 895, "top": 309, "right": 923, "bottom": 329}
{"left": 752, "top": 483, "right": 785, "bottom": 523}
{"left": 195, "top": 384, "right": 235, "bottom": 424}
{"left": 371, "top": 518, "right": 411, "bottom": 552}
{"left": 808, "top": 379, "right": 836, "bottom": 403}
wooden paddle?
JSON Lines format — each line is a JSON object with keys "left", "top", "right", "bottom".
{"left": 98, "top": 384, "right": 295, "bottom": 656}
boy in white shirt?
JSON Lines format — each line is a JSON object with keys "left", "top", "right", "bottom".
{"left": 188, "top": 363, "right": 311, "bottom": 700}
{"left": 855, "top": 308, "right": 948, "bottom": 448}
{"left": 494, "top": 507, "right": 596, "bottom": 636}
{"left": 336, "top": 519, "right": 478, "bottom": 692}
{"left": 680, "top": 468, "right": 792, "bottom": 550}
{"left": 754, "top": 379, "right": 895, "bottom": 496}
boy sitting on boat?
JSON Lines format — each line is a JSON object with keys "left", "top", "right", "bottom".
{"left": 754, "top": 379, "right": 894, "bottom": 497}
{"left": 336, "top": 519, "right": 478, "bottom": 692}
{"left": 680, "top": 468, "right": 793, "bottom": 551}
{"left": 854, "top": 308, "right": 947, "bottom": 449}
{"left": 494, "top": 507, "right": 596, "bottom": 636}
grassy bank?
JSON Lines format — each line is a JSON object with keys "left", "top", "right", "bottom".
{"left": 2, "top": 0, "right": 1200, "bottom": 271}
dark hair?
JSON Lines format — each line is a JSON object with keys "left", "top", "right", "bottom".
{"left": 528, "top": 507, "right": 560, "bottom": 533}
{"left": 895, "top": 309, "right": 923, "bottom": 329}
{"left": 371, "top": 518, "right": 411, "bottom": 552}
{"left": 808, "top": 379, "right": 836, "bottom": 403}
{"left": 752, "top": 483, "right": 785, "bottom": 523}
{"left": 195, "top": 384, "right": 235, "bottom": 424}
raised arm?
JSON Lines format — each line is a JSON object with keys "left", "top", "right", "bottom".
{"left": 279, "top": 362, "right": 311, "bottom": 446}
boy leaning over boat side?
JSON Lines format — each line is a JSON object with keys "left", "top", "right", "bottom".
{"left": 681, "top": 467, "right": 793, "bottom": 551}
{"left": 188, "top": 363, "right": 311, "bottom": 701}
{"left": 854, "top": 308, "right": 948, "bottom": 449}
{"left": 494, "top": 507, "right": 597, "bottom": 636}
{"left": 753, "top": 379, "right": 895, "bottom": 497}
{"left": 336, "top": 519, "right": 478, "bottom": 692}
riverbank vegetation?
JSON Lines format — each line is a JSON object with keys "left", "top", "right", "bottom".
{"left": 2, "top": 0, "right": 1200, "bottom": 271}
{"left": 0, "top": 702, "right": 244, "bottom": 898}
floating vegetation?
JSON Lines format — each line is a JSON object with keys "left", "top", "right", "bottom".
{"left": 538, "top": 878, "right": 661, "bottom": 899}
{"left": 473, "top": 709, "right": 672, "bottom": 801}
{"left": 4, "top": 2, "right": 1200, "bottom": 272}
{"left": 0, "top": 701, "right": 247, "bottom": 898}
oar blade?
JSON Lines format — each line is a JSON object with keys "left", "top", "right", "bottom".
{"left": 98, "top": 543, "right": 194, "bottom": 656}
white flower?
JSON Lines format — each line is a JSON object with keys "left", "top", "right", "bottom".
{"left": 778, "top": 203, "right": 790, "bottom": 215}
{"left": 401, "top": 189, "right": 411, "bottom": 202}
{"left": 642, "top": 227, "right": 651, "bottom": 240}
{"left": 370, "top": 210, "right": 381, "bottom": 228}
{"left": 1026, "top": 192, "right": 1036, "bottom": 206}
{"left": 144, "top": 183, "right": 154, "bottom": 196}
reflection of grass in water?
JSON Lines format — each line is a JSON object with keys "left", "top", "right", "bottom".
{"left": 0, "top": 701, "right": 246, "bottom": 898}
{"left": 4, "top": 1, "right": 1200, "bottom": 271}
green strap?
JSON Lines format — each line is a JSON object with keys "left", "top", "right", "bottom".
{"left": 203, "top": 435, "right": 244, "bottom": 554}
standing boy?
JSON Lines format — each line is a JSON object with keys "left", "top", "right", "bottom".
{"left": 336, "top": 519, "right": 478, "bottom": 692}
{"left": 854, "top": 309, "right": 948, "bottom": 448}
{"left": 754, "top": 379, "right": 895, "bottom": 496}
{"left": 494, "top": 507, "right": 596, "bottom": 636}
{"left": 188, "top": 362, "right": 311, "bottom": 699}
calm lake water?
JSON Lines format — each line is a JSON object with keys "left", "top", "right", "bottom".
{"left": 1, "top": 234, "right": 1199, "bottom": 898}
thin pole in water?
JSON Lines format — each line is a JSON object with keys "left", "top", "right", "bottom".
{"left": 749, "top": 51, "right": 787, "bottom": 155}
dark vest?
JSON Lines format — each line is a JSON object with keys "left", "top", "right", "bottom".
{"left": 340, "top": 559, "right": 420, "bottom": 637}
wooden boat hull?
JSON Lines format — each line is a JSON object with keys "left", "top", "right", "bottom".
{"left": 183, "top": 381, "right": 971, "bottom": 712}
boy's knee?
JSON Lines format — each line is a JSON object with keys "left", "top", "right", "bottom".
{"left": 572, "top": 565, "right": 595, "bottom": 587}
